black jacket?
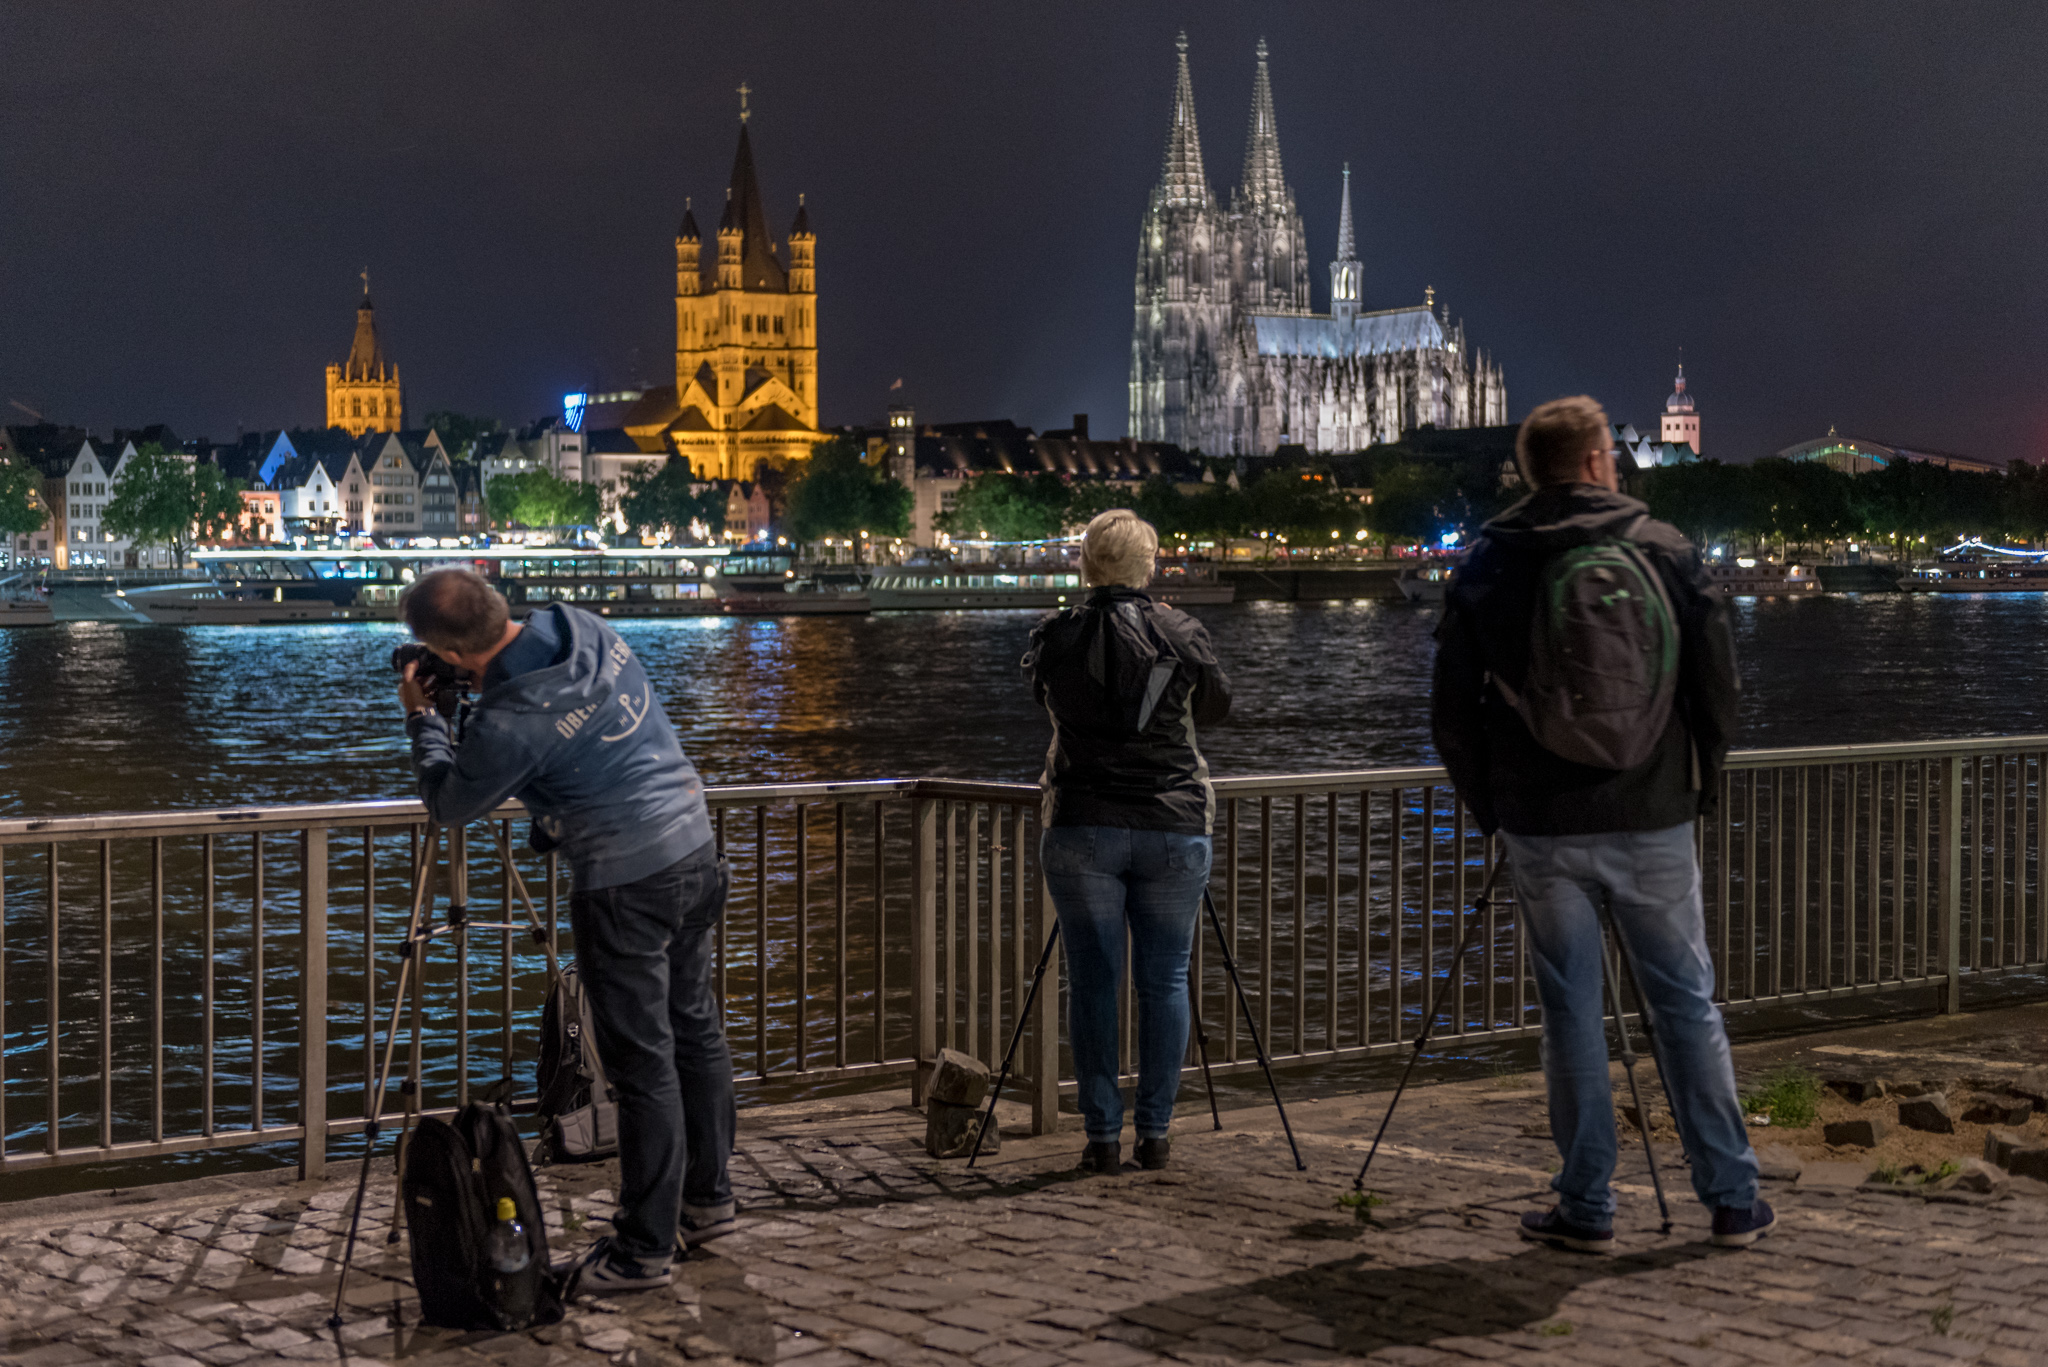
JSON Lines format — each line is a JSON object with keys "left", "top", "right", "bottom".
{"left": 1431, "top": 484, "right": 1739, "bottom": 837}
{"left": 1023, "top": 587, "right": 1231, "bottom": 834}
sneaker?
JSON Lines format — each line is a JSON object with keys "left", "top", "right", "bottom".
{"left": 679, "top": 1209, "right": 738, "bottom": 1251}
{"left": 1711, "top": 1199, "right": 1777, "bottom": 1248}
{"left": 1076, "top": 1140, "right": 1121, "bottom": 1174}
{"left": 1135, "top": 1137, "right": 1171, "bottom": 1171}
{"left": 553, "top": 1236, "right": 673, "bottom": 1299}
{"left": 1518, "top": 1207, "right": 1615, "bottom": 1255}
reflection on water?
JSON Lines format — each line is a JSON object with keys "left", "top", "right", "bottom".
{"left": 1, "top": 595, "right": 2045, "bottom": 817}
{"left": 3, "top": 595, "right": 2046, "bottom": 817}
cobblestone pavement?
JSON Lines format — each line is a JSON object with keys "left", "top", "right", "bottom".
{"left": 1, "top": 1006, "right": 2046, "bottom": 1367}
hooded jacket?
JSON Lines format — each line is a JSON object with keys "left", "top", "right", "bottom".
{"left": 1432, "top": 484, "right": 1738, "bottom": 837}
{"left": 1023, "top": 586, "right": 1231, "bottom": 834}
{"left": 406, "top": 604, "right": 714, "bottom": 890}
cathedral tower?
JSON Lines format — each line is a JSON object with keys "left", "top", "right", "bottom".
{"left": 325, "top": 281, "right": 401, "bottom": 436}
{"left": 1661, "top": 363, "right": 1700, "bottom": 454}
{"left": 645, "top": 98, "right": 821, "bottom": 482}
{"left": 1229, "top": 40, "right": 1309, "bottom": 316}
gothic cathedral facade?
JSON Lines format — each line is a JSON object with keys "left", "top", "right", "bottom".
{"left": 624, "top": 113, "right": 820, "bottom": 482}
{"left": 1129, "top": 36, "right": 1505, "bottom": 456}
{"left": 325, "top": 290, "right": 401, "bottom": 437}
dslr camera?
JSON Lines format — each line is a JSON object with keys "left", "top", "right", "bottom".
{"left": 392, "top": 643, "right": 471, "bottom": 720}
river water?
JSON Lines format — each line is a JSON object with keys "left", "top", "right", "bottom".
{"left": 7, "top": 593, "right": 2048, "bottom": 815}
{"left": 2, "top": 594, "right": 2046, "bottom": 1192}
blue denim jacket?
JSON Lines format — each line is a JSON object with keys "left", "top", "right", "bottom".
{"left": 405, "top": 604, "right": 713, "bottom": 890}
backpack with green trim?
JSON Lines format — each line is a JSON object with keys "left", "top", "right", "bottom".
{"left": 1494, "top": 516, "right": 1679, "bottom": 770}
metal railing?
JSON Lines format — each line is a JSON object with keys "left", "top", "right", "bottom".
{"left": 0, "top": 735, "right": 2042, "bottom": 1182}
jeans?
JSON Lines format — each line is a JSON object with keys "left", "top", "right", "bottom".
{"left": 1041, "top": 825, "right": 1210, "bottom": 1143}
{"left": 568, "top": 843, "right": 735, "bottom": 1269}
{"left": 1500, "top": 824, "right": 1759, "bottom": 1228}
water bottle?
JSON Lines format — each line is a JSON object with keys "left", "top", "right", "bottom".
{"left": 486, "top": 1196, "right": 531, "bottom": 1275}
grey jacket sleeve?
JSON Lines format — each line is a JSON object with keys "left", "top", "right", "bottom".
{"left": 406, "top": 710, "right": 542, "bottom": 827}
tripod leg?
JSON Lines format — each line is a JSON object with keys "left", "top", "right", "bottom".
{"left": 328, "top": 822, "right": 441, "bottom": 1329}
{"left": 1200, "top": 889, "right": 1305, "bottom": 1171}
{"left": 967, "top": 921, "right": 1061, "bottom": 1170}
{"left": 1188, "top": 960, "right": 1221, "bottom": 1131}
{"left": 1351, "top": 860, "right": 1502, "bottom": 1191}
{"left": 1599, "top": 907, "right": 1673, "bottom": 1235}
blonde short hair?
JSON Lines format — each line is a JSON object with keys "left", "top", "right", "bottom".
{"left": 1080, "top": 509, "right": 1159, "bottom": 589}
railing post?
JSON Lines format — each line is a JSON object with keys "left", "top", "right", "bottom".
{"left": 1942, "top": 756, "right": 1963, "bottom": 1013}
{"left": 1031, "top": 871, "right": 1061, "bottom": 1135}
{"left": 911, "top": 795, "right": 938, "bottom": 1107}
{"left": 299, "top": 827, "right": 329, "bottom": 1179}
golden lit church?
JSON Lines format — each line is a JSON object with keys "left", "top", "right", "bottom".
{"left": 604, "top": 103, "right": 819, "bottom": 482}
{"left": 326, "top": 281, "right": 402, "bottom": 437}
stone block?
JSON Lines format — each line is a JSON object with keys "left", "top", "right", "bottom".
{"left": 1823, "top": 1116, "right": 1891, "bottom": 1148}
{"left": 927, "top": 1047, "right": 991, "bottom": 1109}
{"left": 1825, "top": 1077, "right": 1890, "bottom": 1104}
{"left": 2008, "top": 1147, "right": 2048, "bottom": 1183}
{"left": 1889, "top": 1079, "right": 1953, "bottom": 1099}
{"left": 1754, "top": 1143, "right": 1804, "bottom": 1182}
{"left": 925, "top": 1099, "right": 999, "bottom": 1159}
{"left": 1931, "top": 1157, "right": 2007, "bottom": 1194}
{"left": 1897, "top": 1093, "right": 1956, "bottom": 1134}
{"left": 1960, "top": 1093, "right": 2033, "bottom": 1126}
{"left": 1985, "top": 1128, "right": 2030, "bottom": 1168}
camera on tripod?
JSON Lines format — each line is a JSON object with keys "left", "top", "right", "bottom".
{"left": 392, "top": 643, "right": 471, "bottom": 720}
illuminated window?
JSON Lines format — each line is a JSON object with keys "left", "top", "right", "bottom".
{"left": 773, "top": 317, "right": 784, "bottom": 334}
{"left": 742, "top": 315, "right": 752, "bottom": 333}
{"left": 353, "top": 398, "right": 363, "bottom": 418}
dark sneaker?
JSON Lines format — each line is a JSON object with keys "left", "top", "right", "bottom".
{"left": 679, "top": 1208, "right": 738, "bottom": 1251}
{"left": 1076, "top": 1140, "right": 1121, "bottom": 1174}
{"left": 1135, "top": 1137, "right": 1171, "bottom": 1171}
{"left": 1518, "top": 1207, "right": 1615, "bottom": 1255}
{"left": 554, "top": 1236, "right": 673, "bottom": 1298}
{"left": 1711, "top": 1199, "right": 1777, "bottom": 1248}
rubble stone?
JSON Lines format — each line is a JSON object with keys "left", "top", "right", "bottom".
{"left": 926, "top": 1048, "right": 991, "bottom": 1109}
{"left": 1930, "top": 1157, "right": 2007, "bottom": 1194}
{"left": 1959, "top": 1092, "right": 2032, "bottom": 1126}
{"left": 1824, "top": 1077, "right": 1889, "bottom": 1104}
{"left": 924, "top": 1098, "right": 999, "bottom": 1159}
{"left": 1822, "top": 1116, "right": 1891, "bottom": 1148}
{"left": 1754, "top": 1143, "right": 1804, "bottom": 1181}
{"left": 1897, "top": 1093, "right": 1956, "bottom": 1133}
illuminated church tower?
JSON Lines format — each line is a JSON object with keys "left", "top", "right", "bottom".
{"left": 325, "top": 280, "right": 402, "bottom": 436}
{"left": 632, "top": 91, "right": 820, "bottom": 482}
{"left": 1661, "top": 362, "right": 1700, "bottom": 455}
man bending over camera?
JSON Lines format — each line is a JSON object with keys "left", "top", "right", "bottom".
{"left": 396, "top": 567, "right": 733, "bottom": 1296}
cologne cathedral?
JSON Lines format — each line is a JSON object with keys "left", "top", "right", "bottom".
{"left": 1128, "top": 36, "right": 1506, "bottom": 456}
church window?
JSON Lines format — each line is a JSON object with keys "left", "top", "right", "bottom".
{"left": 353, "top": 398, "right": 363, "bottom": 418}
{"left": 742, "top": 315, "right": 753, "bottom": 333}
{"left": 773, "top": 317, "right": 783, "bottom": 334}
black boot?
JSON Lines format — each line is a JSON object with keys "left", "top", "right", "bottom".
{"left": 1076, "top": 1140, "right": 1121, "bottom": 1174}
{"left": 1135, "top": 1137, "right": 1171, "bottom": 1171}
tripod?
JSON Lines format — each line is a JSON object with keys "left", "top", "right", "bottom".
{"left": 327, "top": 822, "right": 562, "bottom": 1329}
{"left": 968, "top": 885, "right": 1303, "bottom": 1172}
{"left": 1348, "top": 858, "right": 1673, "bottom": 1235}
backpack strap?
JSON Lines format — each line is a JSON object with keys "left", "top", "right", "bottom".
{"left": 571, "top": 972, "right": 615, "bottom": 1103}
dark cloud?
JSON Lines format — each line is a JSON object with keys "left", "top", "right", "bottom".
{"left": 3, "top": 1, "right": 2043, "bottom": 461}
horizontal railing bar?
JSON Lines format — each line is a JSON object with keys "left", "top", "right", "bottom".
{"left": 1726, "top": 735, "right": 2048, "bottom": 768}
{"left": 0, "top": 1125, "right": 309, "bottom": 1171}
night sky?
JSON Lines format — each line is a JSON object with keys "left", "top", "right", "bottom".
{"left": 5, "top": 3, "right": 2046, "bottom": 463}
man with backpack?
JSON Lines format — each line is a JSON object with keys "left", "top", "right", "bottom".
{"left": 397, "top": 568, "right": 736, "bottom": 1297}
{"left": 1432, "top": 395, "right": 1770, "bottom": 1253}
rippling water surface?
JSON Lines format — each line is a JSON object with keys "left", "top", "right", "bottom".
{"left": 4, "top": 593, "right": 2047, "bottom": 815}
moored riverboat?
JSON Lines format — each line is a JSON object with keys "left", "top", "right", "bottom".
{"left": 0, "top": 578, "right": 54, "bottom": 626}
{"left": 1704, "top": 560, "right": 1821, "bottom": 597}
{"left": 1903, "top": 560, "right": 2048, "bottom": 593}
{"left": 1394, "top": 560, "right": 1454, "bottom": 604}
{"left": 865, "top": 561, "right": 1234, "bottom": 611}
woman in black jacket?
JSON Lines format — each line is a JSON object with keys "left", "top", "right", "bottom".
{"left": 1022, "top": 510, "right": 1230, "bottom": 1173}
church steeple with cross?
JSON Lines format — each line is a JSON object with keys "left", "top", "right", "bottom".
{"left": 639, "top": 87, "right": 819, "bottom": 482}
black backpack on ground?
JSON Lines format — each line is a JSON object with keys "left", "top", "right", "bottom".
{"left": 402, "top": 1102, "right": 563, "bottom": 1331}
{"left": 533, "top": 964, "right": 619, "bottom": 1162}
{"left": 1492, "top": 516, "right": 1681, "bottom": 771}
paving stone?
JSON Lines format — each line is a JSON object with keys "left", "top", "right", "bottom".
{"left": 1797, "top": 1161, "right": 1873, "bottom": 1190}
{"left": 1822, "top": 1117, "right": 1892, "bottom": 1148}
{"left": 1897, "top": 1096, "right": 1956, "bottom": 1134}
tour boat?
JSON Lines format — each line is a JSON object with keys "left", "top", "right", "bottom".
{"left": 128, "top": 545, "right": 872, "bottom": 623}
{"left": 1703, "top": 560, "right": 1821, "bottom": 597}
{"left": 1903, "top": 560, "right": 2048, "bottom": 593}
{"left": 0, "top": 592, "right": 55, "bottom": 627}
{"left": 865, "top": 562, "right": 1234, "bottom": 611}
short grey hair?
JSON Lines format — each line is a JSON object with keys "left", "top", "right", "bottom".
{"left": 1080, "top": 509, "right": 1159, "bottom": 589}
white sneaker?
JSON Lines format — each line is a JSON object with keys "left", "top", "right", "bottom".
{"left": 553, "top": 1236, "right": 673, "bottom": 1298}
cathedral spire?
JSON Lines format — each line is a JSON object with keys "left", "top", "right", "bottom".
{"left": 1239, "top": 38, "right": 1287, "bottom": 210}
{"left": 1156, "top": 31, "right": 1211, "bottom": 209}
{"left": 1329, "top": 163, "right": 1360, "bottom": 324}
{"left": 1335, "top": 163, "right": 1356, "bottom": 262}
